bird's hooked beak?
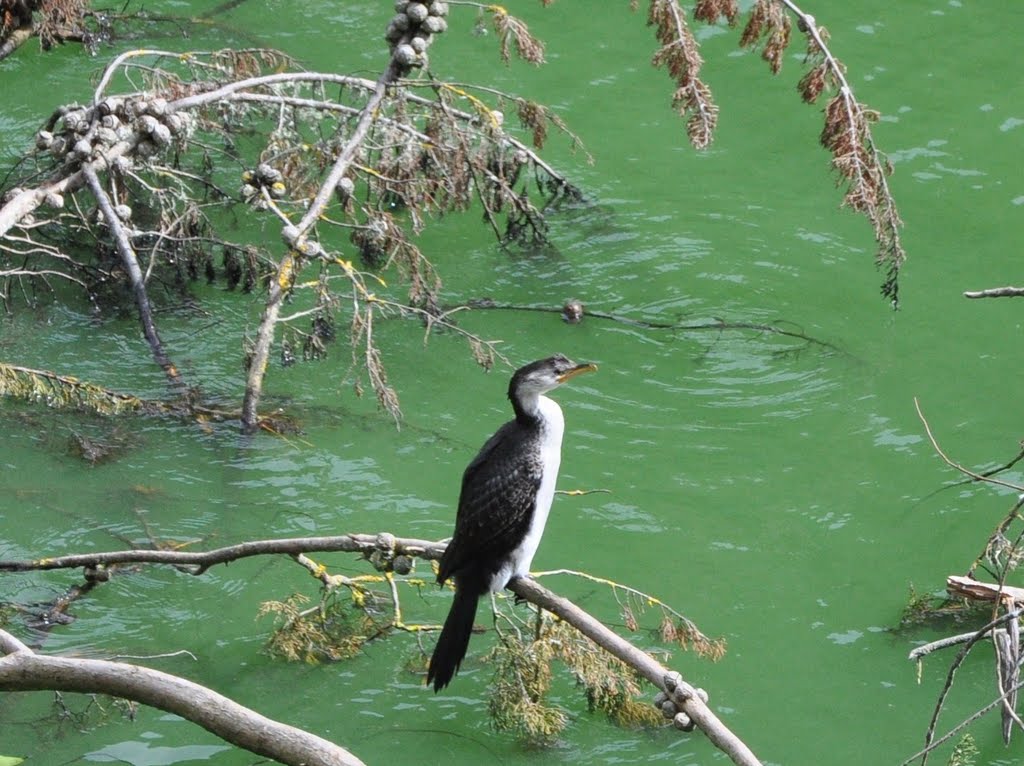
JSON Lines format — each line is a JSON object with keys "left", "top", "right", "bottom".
{"left": 557, "top": 362, "right": 598, "bottom": 384}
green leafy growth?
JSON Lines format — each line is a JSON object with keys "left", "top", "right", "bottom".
{"left": 258, "top": 591, "right": 377, "bottom": 663}
{"left": 487, "top": 630, "right": 568, "bottom": 747}
{"left": 898, "top": 584, "right": 982, "bottom": 630}
{"left": 487, "top": 614, "right": 664, "bottom": 746}
{"left": 0, "top": 363, "right": 149, "bottom": 416}
{"left": 946, "top": 733, "right": 978, "bottom": 766}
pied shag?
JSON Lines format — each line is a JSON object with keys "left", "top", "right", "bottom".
{"left": 427, "top": 354, "right": 597, "bottom": 692}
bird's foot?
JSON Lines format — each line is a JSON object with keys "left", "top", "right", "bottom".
{"left": 508, "top": 574, "right": 533, "bottom": 605}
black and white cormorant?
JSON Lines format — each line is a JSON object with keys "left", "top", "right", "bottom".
{"left": 427, "top": 354, "right": 597, "bottom": 692}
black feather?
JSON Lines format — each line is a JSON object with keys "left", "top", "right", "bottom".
{"left": 427, "top": 575, "right": 481, "bottom": 692}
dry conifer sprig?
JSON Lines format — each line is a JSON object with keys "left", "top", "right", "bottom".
{"left": 694, "top": 0, "right": 739, "bottom": 26}
{"left": 489, "top": 6, "right": 546, "bottom": 66}
{"left": 648, "top": 0, "right": 718, "bottom": 150}
{"left": 651, "top": 0, "right": 905, "bottom": 304}
{"left": 785, "top": 5, "right": 905, "bottom": 305}
{"left": 739, "top": 0, "right": 791, "bottom": 74}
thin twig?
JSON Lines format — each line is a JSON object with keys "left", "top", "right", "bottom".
{"left": 900, "top": 673, "right": 1024, "bottom": 766}
{"left": 914, "top": 397, "right": 1024, "bottom": 492}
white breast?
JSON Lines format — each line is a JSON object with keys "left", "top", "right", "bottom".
{"left": 489, "top": 395, "right": 565, "bottom": 592}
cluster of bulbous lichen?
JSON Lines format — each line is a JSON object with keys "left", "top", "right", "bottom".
{"left": 385, "top": 0, "right": 449, "bottom": 74}
{"left": 37, "top": 96, "right": 193, "bottom": 172}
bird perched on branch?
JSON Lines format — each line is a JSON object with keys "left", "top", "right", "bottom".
{"left": 427, "top": 354, "right": 597, "bottom": 692}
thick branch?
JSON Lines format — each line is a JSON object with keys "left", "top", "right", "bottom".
{"left": 238, "top": 59, "right": 402, "bottom": 433}
{"left": 947, "top": 575, "right": 1024, "bottom": 606}
{"left": 0, "top": 23, "right": 34, "bottom": 61}
{"left": 509, "top": 576, "right": 762, "bottom": 766}
{"left": 1, "top": 532, "right": 763, "bottom": 764}
{"left": 0, "top": 631, "right": 365, "bottom": 766}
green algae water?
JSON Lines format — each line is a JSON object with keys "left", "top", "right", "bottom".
{"left": 3, "top": 2, "right": 1024, "bottom": 764}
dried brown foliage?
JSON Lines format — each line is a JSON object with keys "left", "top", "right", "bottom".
{"left": 491, "top": 7, "right": 545, "bottom": 66}
{"left": 1, "top": 0, "right": 32, "bottom": 34}
{"left": 647, "top": 0, "right": 718, "bottom": 150}
{"left": 34, "top": 0, "right": 86, "bottom": 49}
{"left": 739, "top": 0, "right": 791, "bottom": 74}
{"left": 646, "top": 0, "right": 905, "bottom": 304}
{"left": 693, "top": 0, "right": 739, "bottom": 26}
{"left": 659, "top": 614, "right": 727, "bottom": 660}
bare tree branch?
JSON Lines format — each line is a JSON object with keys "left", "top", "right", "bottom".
{"left": 81, "top": 163, "right": 184, "bottom": 391}
{"left": 0, "top": 531, "right": 763, "bottom": 766}
{"left": 0, "top": 532, "right": 446, "bottom": 574}
{"left": 0, "top": 629, "right": 366, "bottom": 766}
{"left": 914, "top": 397, "right": 1024, "bottom": 493}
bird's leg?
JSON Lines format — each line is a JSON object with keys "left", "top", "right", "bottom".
{"left": 508, "top": 573, "right": 533, "bottom": 606}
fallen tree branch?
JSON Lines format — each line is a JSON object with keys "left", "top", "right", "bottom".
{"left": 900, "top": 674, "right": 1024, "bottom": 766}
{"left": 914, "top": 397, "right": 1024, "bottom": 493}
{"left": 909, "top": 607, "right": 1022, "bottom": 766}
{"left": 1, "top": 531, "right": 762, "bottom": 764}
{"left": 0, "top": 629, "right": 365, "bottom": 766}
{"left": 0, "top": 22, "right": 33, "bottom": 61}
{"left": 908, "top": 631, "right": 990, "bottom": 662}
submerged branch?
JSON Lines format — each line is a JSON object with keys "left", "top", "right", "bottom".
{"left": 458, "top": 298, "right": 844, "bottom": 352}
{"left": 914, "top": 397, "right": 1024, "bottom": 493}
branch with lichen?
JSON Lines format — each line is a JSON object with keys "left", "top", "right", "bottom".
{"left": 1, "top": 37, "right": 581, "bottom": 430}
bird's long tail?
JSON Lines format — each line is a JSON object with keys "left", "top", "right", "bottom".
{"left": 428, "top": 583, "right": 479, "bottom": 692}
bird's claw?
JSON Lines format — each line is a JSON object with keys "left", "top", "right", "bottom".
{"left": 508, "top": 574, "right": 533, "bottom": 605}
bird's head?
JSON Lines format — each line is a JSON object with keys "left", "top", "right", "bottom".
{"left": 508, "top": 354, "right": 597, "bottom": 403}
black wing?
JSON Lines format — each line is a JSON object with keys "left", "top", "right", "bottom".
{"left": 437, "top": 419, "right": 542, "bottom": 586}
